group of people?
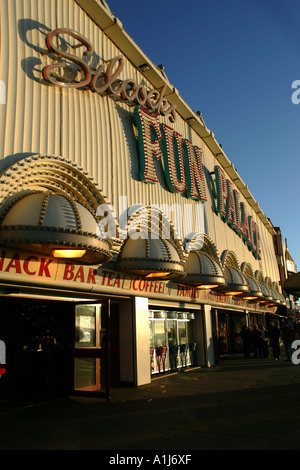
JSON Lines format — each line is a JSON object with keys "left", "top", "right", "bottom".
{"left": 240, "top": 321, "right": 298, "bottom": 361}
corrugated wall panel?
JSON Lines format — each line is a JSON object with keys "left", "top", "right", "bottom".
{"left": 3, "top": 0, "right": 19, "bottom": 156}
{"left": 0, "top": 0, "right": 62, "bottom": 159}
{"left": 54, "top": 0, "right": 113, "bottom": 198}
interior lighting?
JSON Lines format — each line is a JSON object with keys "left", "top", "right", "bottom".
{"left": 197, "top": 284, "right": 219, "bottom": 290}
{"left": 224, "top": 291, "right": 243, "bottom": 296}
{"left": 52, "top": 249, "right": 87, "bottom": 259}
{"left": 145, "top": 272, "right": 171, "bottom": 278}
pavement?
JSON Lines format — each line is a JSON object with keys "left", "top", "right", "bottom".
{"left": 1, "top": 351, "right": 300, "bottom": 453}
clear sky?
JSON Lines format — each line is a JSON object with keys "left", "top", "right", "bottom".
{"left": 107, "top": 0, "right": 300, "bottom": 271}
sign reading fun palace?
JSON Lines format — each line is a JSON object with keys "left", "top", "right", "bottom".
{"left": 41, "top": 28, "right": 261, "bottom": 261}
{"left": 134, "top": 107, "right": 261, "bottom": 260}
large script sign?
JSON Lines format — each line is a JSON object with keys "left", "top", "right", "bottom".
{"left": 42, "top": 28, "right": 177, "bottom": 123}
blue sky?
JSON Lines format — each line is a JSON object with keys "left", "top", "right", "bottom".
{"left": 107, "top": 0, "right": 300, "bottom": 270}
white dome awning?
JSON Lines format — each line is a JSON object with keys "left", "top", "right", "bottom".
{"left": 116, "top": 236, "right": 186, "bottom": 280}
{"left": 0, "top": 190, "right": 112, "bottom": 265}
{"left": 179, "top": 250, "right": 226, "bottom": 289}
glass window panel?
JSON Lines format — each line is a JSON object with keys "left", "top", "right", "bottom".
{"left": 178, "top": 321, "right": 188, "bottom": 345}
{"left": 188, "top": 320, "right": 196, "bottom": 343}
{"left": 74, "top": 357, "right": 96, "bottom": 390}
{"left": 231, "top": 314, "right": 247, "bottom": 351}
{"left": 75, "top": 306, "right": 96, "bottom": 348}
{"left": 167, "top": 320, "right": 177, "bottom": 347}
{"left": 74, "top": 357, "right": 106, "bottom": 392}
{"left": 149, "top": 320, "right": 154, "bottom": 349}
{"left": 167, "top": 319, "right": 178, "bottom": 370}
{"left": 153, "top": 320, "right": 165, "bottom": 347}
{"left": 148, "top": 312, "right": 199, "bottom": 373}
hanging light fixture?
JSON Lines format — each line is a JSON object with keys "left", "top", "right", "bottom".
{"left": 116, "top": 236, "right": 186, "bottom": 280}
{"left": 238, "top": 275, "right": 263, "bottom": 300}
{"left": 254, "top": 271, "right": 273, "bottom": 304}
{"left": 178, "top": 233, "right": 226, "bottom": 290}
{"left": 52, "top": 249, "right": 87, "bottom": 259}
{"left": 213, "top": 251, "right": 250, "bottom": 296}
{"left": 116, "top": 206, "right": 186, "bottom": 280}
{"left": 264, "top": 278, "right": 281, "bottom": 307}
{"left": 178, "top": 250, "right": 226, "bottom": 289}
{"left": 272, "top": 281, "right": 286, "bottom": 306}
{"left": 237, "top": 262, "right": 263, "bottom": 301}
{"left": 0, "top": 190, "right": 112, "bottom": 265}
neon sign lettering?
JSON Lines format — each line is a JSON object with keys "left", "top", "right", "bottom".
{"left": 42, "top": 28, "right": 176, "bottom": 123}
{"left": 134, "top": 108, "right": 261, "bottom": 259}
{"left": 214, "top": 165, "right": 261, "bottom": 259}
{"left": 134, "top": 106, "right": 207, "bottom": 202}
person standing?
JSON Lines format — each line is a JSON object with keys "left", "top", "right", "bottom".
{"left": 259, "top": 324, "right": 269, "bottom": 358}
{"left": 252, "top": 324, "right": 263, "bottom": 358}
{"left": 240, "top": 326, "right": 252, "bottom": 359}
{"left": 281, "top": 323, "right": 296, "bottom": 362}
{"left": 267, "top": 321, "right": 281, "bottom": 360}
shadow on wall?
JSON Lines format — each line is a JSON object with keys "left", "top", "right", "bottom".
{"left": 18, "top": 19, "right": 51, "bottom": 84}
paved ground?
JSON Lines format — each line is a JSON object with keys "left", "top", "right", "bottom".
{"left": 1, "top": 353, "right": 300, "bottom": 453}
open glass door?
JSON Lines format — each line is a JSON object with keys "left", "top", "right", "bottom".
{"left": 73, "top": 300, "right": 110, "bottom": 400}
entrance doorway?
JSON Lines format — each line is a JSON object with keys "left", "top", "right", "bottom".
{"left": 0, "top": 297, "right": 120, "bottom": 403}
{"left": 73, "top": 300, "right": 112, "bottom": 400}
{"left": 0, "top": 297, "right": 74, "bottom": 401}
{"left": 214, "top": 310, "right": 247, "bottom": 359}
{"left": 217, "top": 312, "right": 229, "bottom": 355}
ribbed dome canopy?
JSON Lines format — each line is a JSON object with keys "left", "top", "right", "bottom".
{"left": 238, "top": 262, "right": 263, "bottom": 300}
{"left": 214, "top": 250, "right": 250, "bottom": 295}
{"left": 241, "top": 274, "right": 263, "bottom": 300}
{"left": 179, "top": 250, "right": 226, "bottom": 288}
{"left": 265, "top": 278, "right": 281, "bottom": 306}
{"left": 116, "top": 236, "right": 185, "bottom": 280}
{"left": 254, "top": 271, "right": 273, "bottom": 303}
{"left": 0, "top": 190, "right": 112, "bottom": 265}
{"left": 269, "top": 288, "right": 281, "bottom": 305}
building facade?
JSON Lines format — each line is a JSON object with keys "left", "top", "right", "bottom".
{"left": 0, "top": 0, "right": 289, "bottom": 401}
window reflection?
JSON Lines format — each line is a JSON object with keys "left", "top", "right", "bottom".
{"left": 75, "top": 306, "right": 96, "bottom": 348}
{"left": 149, "top": 310, "right": 197, "bottom": 374}
{"left": 74, "top": 303, "right": 108, "bottom": 393}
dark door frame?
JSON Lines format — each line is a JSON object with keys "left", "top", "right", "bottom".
{"left": 72, "top": 299, "right": 111, "bottom": 402}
